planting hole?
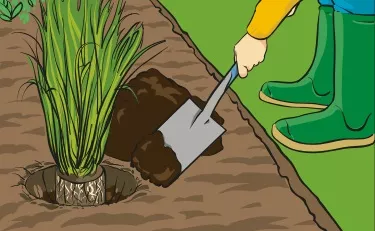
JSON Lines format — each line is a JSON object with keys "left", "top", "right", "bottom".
{"left": 25, "top": 165, "right": 138, "bottom": 205}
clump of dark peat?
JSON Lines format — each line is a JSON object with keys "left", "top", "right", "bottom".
{"left": 131, "top": 131, "right": 181, "bottom": 188}
{"left": 105, "top": 69, "right": 225, "bottom": 187}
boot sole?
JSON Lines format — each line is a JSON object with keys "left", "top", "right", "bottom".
{"left": 272, "top": 124, "right": 375, "bottom": 152}
{"left": 259, "top": 91, "right": 327, "bottom": 109}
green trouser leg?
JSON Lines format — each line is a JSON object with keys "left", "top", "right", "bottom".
{"left": 272, "top": 12, "right": 375, "bottom": 152}
{"left": 260, "top": 6, "right": 334, "bottom": 109}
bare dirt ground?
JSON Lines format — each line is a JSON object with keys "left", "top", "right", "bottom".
{"left": 0, "top": 0, "right": 341, "bottom": 230}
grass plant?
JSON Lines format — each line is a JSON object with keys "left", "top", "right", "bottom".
{"left": 23, "top": 0, "right": 163, "bottom": 178}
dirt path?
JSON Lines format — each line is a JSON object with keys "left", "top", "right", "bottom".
{"left": 0, "top": 0, "right": 341, "bottom": 230}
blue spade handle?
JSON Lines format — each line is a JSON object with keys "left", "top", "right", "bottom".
{"left": 227, "top": 63, "right": 239, "bottom": 86}
{"left": 192, "top": 63, "right": 240, "bottom": 125}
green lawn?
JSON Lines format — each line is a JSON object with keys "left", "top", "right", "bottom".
{"left": 159, "top": 0, "right": 374, "bottom": 230}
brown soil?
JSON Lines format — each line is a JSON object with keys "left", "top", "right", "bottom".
{"left": 25, "top": 165, "right": 138, "bottom": 205}
{"left": 105, "top": 68, "right": 224, "bottom": 162}
{"left": 131, "top": 131, "right": 182, "bottom": 188}
{"left": 0, "top": 0, "right": 341, "bottom": 230}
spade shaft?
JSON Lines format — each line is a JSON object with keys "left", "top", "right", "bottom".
{"left": 192, "top": 63, "right": 239, "bottom": 127}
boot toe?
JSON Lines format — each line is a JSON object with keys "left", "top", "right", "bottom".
{"left": 261, "top": 82, "right": 272, "bottom": 97}
{"left": 274, "top": 119, "right": 293, "bottom": 140}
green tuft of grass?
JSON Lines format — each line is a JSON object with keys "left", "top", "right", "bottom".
{"left": 24, "top": 0, "right": 164, "bottom": 177}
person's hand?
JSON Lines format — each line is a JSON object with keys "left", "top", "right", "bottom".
{"left": 234, "top": 33, "right": 267, "bottom": 78}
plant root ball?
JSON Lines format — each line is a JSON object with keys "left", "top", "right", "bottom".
{"left": 131, "top": 131, "right": 182, "bottom": 188}
{"left": 55, "top": 166, "right": 106, "bottom": 206}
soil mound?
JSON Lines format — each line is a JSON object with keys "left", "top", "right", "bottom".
{"left": 105, "top": 68, "right": 224, "bottom": 162}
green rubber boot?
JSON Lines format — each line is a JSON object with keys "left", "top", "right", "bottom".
{"left": 260, "top": 6, "right": 334, "bottom": 109}
{"left": 272, "top": 12, "right": 375, "bottom": 152}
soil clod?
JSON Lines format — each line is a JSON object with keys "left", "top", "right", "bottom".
{"left": 131, "top": 131, "right": 181, "bottom": 188}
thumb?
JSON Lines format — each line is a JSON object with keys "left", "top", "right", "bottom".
{"left": 238, "top": 64, "right": 248, "bottom": 78}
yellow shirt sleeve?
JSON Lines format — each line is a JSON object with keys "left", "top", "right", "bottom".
{"left": 247, "top": 0, "right": 302, "bottom": 39}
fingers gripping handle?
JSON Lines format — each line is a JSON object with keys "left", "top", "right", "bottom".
{"left": 192, "top": 63, "right": 239, "bottom": 126}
